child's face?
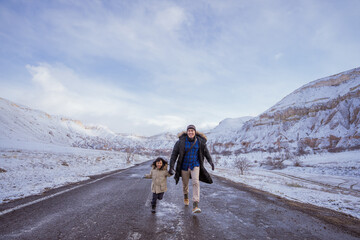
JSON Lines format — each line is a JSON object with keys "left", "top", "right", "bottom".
{"left": 156, "top": 161, "right": 163, "bottom": 169}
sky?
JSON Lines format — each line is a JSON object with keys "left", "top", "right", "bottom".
{"left": 1, "top": 0, "right": 360, "bottom": 136}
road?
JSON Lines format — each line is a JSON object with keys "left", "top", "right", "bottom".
{"left": 0, "top": 161, "right": 359, "bottom": 240}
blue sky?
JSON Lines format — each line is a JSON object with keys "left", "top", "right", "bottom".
{"left": 1, "top": 0, "right": 360, "bottom": 136}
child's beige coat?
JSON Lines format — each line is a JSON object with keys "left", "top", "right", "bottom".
{"left": 145, "top": 162, "right": 171, "bottom": 194}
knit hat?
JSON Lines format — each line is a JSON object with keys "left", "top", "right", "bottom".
{"left": 187, "top": 124, "right": 196, "bottom": 132}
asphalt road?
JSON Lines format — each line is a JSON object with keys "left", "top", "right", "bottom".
{"left": 0, "top": 161, "right": 359, "bottom": 240}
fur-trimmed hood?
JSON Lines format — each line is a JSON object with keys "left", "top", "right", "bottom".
{"left": 177, "top": 131, "right": 207, "bottom": 142}
{"left": 151, "top": 158, "right": 168, "bottom": 171}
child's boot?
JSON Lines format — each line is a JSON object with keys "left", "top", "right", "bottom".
{"left": 151, "top": 205, "right": 156, "bottom": 213}
{"left": 192, "top": 202, "right": 201, "bottom": 213}
{"left": 184, "top": 194, "right": 189, "bottom": 206}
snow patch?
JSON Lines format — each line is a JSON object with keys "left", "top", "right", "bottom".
{"left": 212, "top": 150, "right": 360, "bottom": 219}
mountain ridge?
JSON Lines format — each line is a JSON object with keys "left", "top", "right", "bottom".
{"left": 207, "top": 67, "right": 360, "bottom": 155}
{"left": 1, "top": 67, "right": 359, "bottom": 157}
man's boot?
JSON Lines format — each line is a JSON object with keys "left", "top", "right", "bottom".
{"left": 151, "top": 205, "right": 156, "bottom": 213}
{"left": 184, "top": 194, "right": 189, "bottom": 206}
{"left": 192, "top": 201, "right": 201, "bottom": 213}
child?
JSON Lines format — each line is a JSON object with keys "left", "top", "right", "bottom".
{"left": 144, "top": 157, "right": 171, "bottom": 213}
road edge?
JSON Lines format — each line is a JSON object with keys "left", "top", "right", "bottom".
{"left": 212, "top": 174, "right": 360, "bottom": 238}
{"left": 0, "top": 160, "right": 152, "bottom": 216}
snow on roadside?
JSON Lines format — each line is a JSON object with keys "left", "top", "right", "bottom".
{"left": 1, "top": 139, "right": 359, "bottom": 221}
{"left": 0, "top": 142, "right": 150, "bottom": 203}
{"left": 211, "top": 150, "right": 360, "bottom": 219}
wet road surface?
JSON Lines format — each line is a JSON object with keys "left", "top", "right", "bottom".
{"left": 0, "top": 161, "right": 359, "bottom": 240}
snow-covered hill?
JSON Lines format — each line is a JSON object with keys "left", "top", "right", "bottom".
{"left": 208, "top": 67, "right": 360, "bottom": 155}
{"left": 208, "top": 116, "right": 253, "bottom": 134}
{"left": 0, "top": 97, "right": 176, "bottom": 155}
{"left": 1, "top": 69, "right": 359, "bottom": 219}
{"left": 0, "top": 97, "right": 113, "bottom": 145}
{"left": 1, "top": 67, "right": 359, "bottom": 157}
{"left": 206, "top": 116, "right": 253, "bottom": 142}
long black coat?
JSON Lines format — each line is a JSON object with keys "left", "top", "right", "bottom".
{"left": 170, "top": 131, "right": 214, "bottom": 184}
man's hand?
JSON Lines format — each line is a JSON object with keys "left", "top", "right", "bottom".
{"left": 168, "top": 168, "right": 174, "bottom": 175}
{"left": 211, "top": 163, "right": 215, "bottom": 171}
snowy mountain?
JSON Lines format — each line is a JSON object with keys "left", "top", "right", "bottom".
{"left": 2, "top": 77, "right": 359, "bottom": 220}
{"left": 0, "top": 97, "right": 176, "bottom": 155}
{"left": 206, "top": 116, "right": 253, "bottom": 152}
{"left": 0, "top": 97, "right": 105, "bottom": 145}
{"left": 208, "top": 67, "right": 360, "bottom": 155}
{"left": 1, "top": 67, "right": 359, "bottom": 157}
{"left": 208, "top": 116, "right": 253, "bottom": 134}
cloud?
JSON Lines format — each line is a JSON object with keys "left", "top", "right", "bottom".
{"left": 1, "top": 0, "right": 360, "bottom": 136}
{"left": 17, "top": 63, "right": 217, "bottom": 135}
{"left": 26, "top": 64, "right": 66, "bottom": 93}
{"left": 154, "top": 6, "right": 187, "bottom": 32}
{"left": 23, "top": 63, "right": 137, "bottom": 122}
{"left": 146, "top": 115, "right": 186, "bottom": 130}
{"left": 274, "top": 53, "right": 283, "bottom": 60}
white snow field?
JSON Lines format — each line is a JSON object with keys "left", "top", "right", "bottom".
{"left": 1, "top": 139, "right": 359, "bottom": 220}
{"left": 1, "top": 67, "right": 359, "bottom": 221}
{"left": 0, "top": 141, "right": 149, "bottom": 203}
{"left": 211, "top": 150, "right": 360, "bottom": 219}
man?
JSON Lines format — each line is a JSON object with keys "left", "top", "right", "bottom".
{"left": 169, "top": 124, "right": 215, "bottom": 213}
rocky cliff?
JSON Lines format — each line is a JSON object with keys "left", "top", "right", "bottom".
{"left": 208, "top": 67, "right": 360, "bottom": 155}
{"left": 1, "top": 67, "right": 359, "bottom": 157}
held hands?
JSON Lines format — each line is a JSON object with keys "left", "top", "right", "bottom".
{"left": 168, "top": 168, "right": 174, "bottom": 176}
